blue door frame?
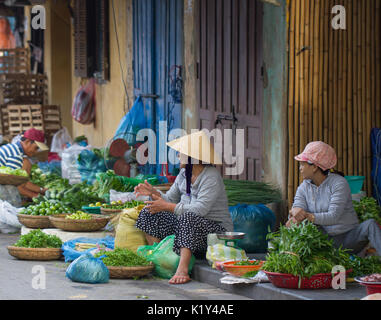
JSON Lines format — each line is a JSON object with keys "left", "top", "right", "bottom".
{"left": 133, "top": 0, "right": 183, "bottom": 175}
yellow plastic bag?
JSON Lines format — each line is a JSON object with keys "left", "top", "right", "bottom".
{"left": 114, "top": 205, "right": 147, "bottom": 252}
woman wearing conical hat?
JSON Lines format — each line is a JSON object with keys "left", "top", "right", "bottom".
{"left": 134, "top": 130, "right": 233, "bottom": 285}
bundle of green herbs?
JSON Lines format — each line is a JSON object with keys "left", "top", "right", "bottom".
{"left": 223, "top": 179, "right": 282, "bottom": 206}
{"left": 14, "top": 229, "right": 62, "bottom": 249}
{"left": 353, "top": 197, "right": 381, "bottom": 225}
{"left": 94, "top": 248, "right": 151, "bottom": 267}
{"left": 262, "top": 221, "right": 352, "bottom": 278}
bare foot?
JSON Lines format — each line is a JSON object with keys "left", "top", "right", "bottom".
{"left": 169, "top": 272, "right": 191, "bottom": 285}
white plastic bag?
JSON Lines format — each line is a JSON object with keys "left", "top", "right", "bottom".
{"left": 109, "top": 190, "right": 149, "bottom": 203}
{"left": 61, "top": 144, "right": 91, "bottom": 184}
{"left": 51, "top": 127, "right": 73, "bottom": 156}
{"left": 0, "top": 200, "right": 22, "bottom": 234}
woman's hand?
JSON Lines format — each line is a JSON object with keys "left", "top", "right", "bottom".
{"left": 289, "top": 207, "right": 308, "bottom": 222}
{"left": 134, "top": 180, "right": 160, "bottom": 198}
{"left": 145, "top": 194, "right": 175, "bottom": 214}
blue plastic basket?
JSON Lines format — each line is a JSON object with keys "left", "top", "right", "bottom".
{"left": 345, "top": 176, "right": 365, "bottom": 194}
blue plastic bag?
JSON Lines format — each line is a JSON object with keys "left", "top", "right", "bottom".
{"left": 62, "top": 236, "right": 115, "bottom": 262}
{"left": 371, "top": 128, "right": 381, "bottom": 205}
{"left": 66, "top": 253, "right": 109, "bottom": 284}
{"left": 77, "top": 150, "right": 107, "bottom": 184}
{"left": 115, "top": 96, "right": 147, "bottom": 147}
{"left": 229, "top": 204, "right": 276, "bottom": 253}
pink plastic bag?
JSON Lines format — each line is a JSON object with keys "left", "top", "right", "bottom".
{"left": 72, "top": 78, "right": 96, "bottom": 125}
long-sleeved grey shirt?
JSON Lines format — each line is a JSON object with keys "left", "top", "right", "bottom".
{"left": 292, "top": 173, "right": 360, "bottom": 236}
{"left": 158, "top": 166, "right": 234, "bottom": 232}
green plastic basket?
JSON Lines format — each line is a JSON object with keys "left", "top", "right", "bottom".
{"left": 81, "top": 206, "right": 101, "bottom": 214}
{"left": 345, "top": 176, "right": 365, "bottom": 194}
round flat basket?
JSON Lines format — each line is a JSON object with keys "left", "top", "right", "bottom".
{"left": 107, "top": 264, "right": 154, "bottom": 279}
{"left": 100, "top": 208, "right": 123, "bottom": 216}
{"left": 17, "top": 214, "right": 54, "bottom": 229}
{"left": 0, "top": 173, "right": 28, "bottom": 186}
{"left": 7, "top": 246, "right": 62, "bottom": 261}
{"left": 49, "top": 214, "right": 111, "bottom": 232}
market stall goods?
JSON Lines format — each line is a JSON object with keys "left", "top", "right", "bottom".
{"left": 0, "top": 166, "right": 29, "bottom": 186}
{"left": 94, "top": 248, "right": 154, "bottom": 279}
{"left": 49, "top": 214, "right": 110, "bottom": 232}
{"left": 221, "top": 260, "right": 264, "bottom": 278}
{"left": 8, "top": 229, "right": 63, "bottom": 261}
{"left": 262, "top": 221, "right": 353, "bottom": 289}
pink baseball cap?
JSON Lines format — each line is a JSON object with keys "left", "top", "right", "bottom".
{"left": 23, "top": 128, "right": 49, "bottom": 151}
{"left": 295, "top": 141, "right": 337, "bottom": 171}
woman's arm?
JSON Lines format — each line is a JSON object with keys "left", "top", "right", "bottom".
{"left": 174, "top": 175, "right": 220, "bottom": 217}
{"left": 307, "top": 180, "right": 350, "bottom": 226}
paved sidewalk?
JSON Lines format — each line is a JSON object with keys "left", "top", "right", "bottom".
{"left": 0, "top": 233, "right": 250, "bottom": 301}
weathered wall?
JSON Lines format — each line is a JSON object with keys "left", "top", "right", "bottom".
{"left": 70, "top": 0, "right": 134, "bottom": 148}
{"left": 44, "top": 0, "right": 73, "bottom": 135}
{"left": 183, "top": 0, "right": 198, "bottom": 132}
{"left": 262, "top": 0, "right": 288, "bottom": 224}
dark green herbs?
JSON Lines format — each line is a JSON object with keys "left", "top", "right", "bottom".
{"left": 349, "top": 255, "right": 381, "bottom": 278}
{"left": 233, "top": 260, "right": 261, "bottom": 266}
{"left": 94, "top": 248, "right": 151, "bottom": 267}
{"left": 14, "top": 229, "right": 62, "bottom": 248}
{"left": 262, "top": 221, "right": 352, "bottom": 278}
{"left": 353, "top": 197, "right": 381, "bottom": 225}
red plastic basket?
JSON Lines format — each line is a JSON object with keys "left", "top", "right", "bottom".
{"left": 361, "top": 283, "right": 381, "bottom": 295}
{"left": 264, "top": 271, "right": 351, "bottom": 290}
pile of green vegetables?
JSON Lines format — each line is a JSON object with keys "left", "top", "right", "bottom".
{"left": 66, "top": 211, "right": 92, "bottom": 220}
{"left": 349, "top": 255, "right": 381, "bottom": 278}
{"left": 262, "top": 221, "right": 353, "bottom": 278}
{"left": 0, "top": 166, "right": 28, "bottom": 177}
{"left": 94, "top": 248, "right": 151, "bottom": 267}
{"left": 223, "top": 179, "right": 282, "bottom": 206}
{"left": 353, "top": 197, "right": 381, "bottom": 225}
{"left": 100, "top": 200, "right": 145, "bottom": 210}
{"left": 14, "top": 229, "right": 62, "bottom": 248}
{"left": 20, "top": 200, "right": 70, "bottom": 216}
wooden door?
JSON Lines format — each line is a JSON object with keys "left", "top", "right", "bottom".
{"left": 196, "top": 0, "right": 263, "bottom": 181}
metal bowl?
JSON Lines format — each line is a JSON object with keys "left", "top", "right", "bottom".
{"left": 216, "top": 232, "right": 246, "bottom": 240}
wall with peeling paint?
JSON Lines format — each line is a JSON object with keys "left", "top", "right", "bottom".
{"left": 262, "top": 0, "right": 288, "bottom": 224}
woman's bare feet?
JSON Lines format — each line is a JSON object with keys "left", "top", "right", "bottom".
{"left": 169, "top": 272, "right": 191, "bottom": 285}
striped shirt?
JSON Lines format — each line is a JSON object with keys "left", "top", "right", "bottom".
{"left": 0, "top": 142, "right": 25, "bottom": 170}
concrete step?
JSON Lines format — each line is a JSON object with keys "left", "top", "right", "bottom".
{"left": 191, "top": 259, "right": 368, "bottom": 300}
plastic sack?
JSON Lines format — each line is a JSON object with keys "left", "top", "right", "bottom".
{"left": 77, "top": 149, "right": 107, "bottom": 184}
{"left": 50, "top": 127, "right": 72, "bottom": 157}
{"left": 66, "top": 253, "right": 109, "bottom": 284}
{"left": 38, "top": 160, "right": 61, "bottom": 176}
{"left": 62, "top": 236, "right": 115, "bottom": 262}
{"left": 61, "top": 144, "right": 91, "bottom": 184}
{"left": 72, "top": 78, "right": 96, "bottom": 125}
{"left": 206, "top": 244, "right": 248, "bottom": 269}
{"left": 0, "top": 186, "right": 22, "bottom": 209}
{"left": 115, "top": 96, "right": 147, "bottom": 147}
{"left": 110, "top": 190, "right": 149, "bottom": 203}
{"left": 0, "top": 199, "right": 22, "bottom": 233}
{"left": 137, "top": 235, "right": 196, "bottom": 279}
{"left": 114, "top": 205, "right": 147, "bottom": 252}
{"left": 229, "top": 204, "right": 276, "bottom": 253}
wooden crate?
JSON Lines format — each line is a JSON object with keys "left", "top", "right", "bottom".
{"left": 0, "top": 73, "right": 47, "bottom": 105}
{"left": 7, "top": 105, "right": 44, "bottom": 136}
{"left": 0, "top": 48, "right": 30, "bottom": 74}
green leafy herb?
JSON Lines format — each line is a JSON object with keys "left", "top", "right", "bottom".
{"left": 94, "top": 248, "right": 151, "bottom": 267}
{"left": 14, "top": 229, "right": 62, "bottom": 248}
{"left": 353, "top": 197, "right": 381, "bottom": 225}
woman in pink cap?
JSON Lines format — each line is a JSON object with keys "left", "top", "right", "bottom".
{"left": 289, "top": 141, "right": 381, "bottom": 256}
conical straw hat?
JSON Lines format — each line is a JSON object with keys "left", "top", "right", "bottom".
{"left": 166, "top": 130, "right": 223, "bottom": 165}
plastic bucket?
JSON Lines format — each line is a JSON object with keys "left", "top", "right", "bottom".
{"left": 345, "top": 176, "right": 365, "bottom": 194}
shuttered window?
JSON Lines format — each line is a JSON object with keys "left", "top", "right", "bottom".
{"left": 73, "top": 0, "right": 110, "bottom": 82}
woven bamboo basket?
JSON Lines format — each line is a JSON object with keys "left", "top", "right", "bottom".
{"left": 107, "top": 264, "right": 154, "bottom": 279}
{"left": 49, "top": 214, "right": 110, "bottom": 232}
{"left": 17, "top": 213, "right": 55, "bottom": 229}
{"left": 7, "top": 246, "right": 62, "bottom": 261}
{"left": 0, "top": 173, "right": 28, "bottom": 186}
